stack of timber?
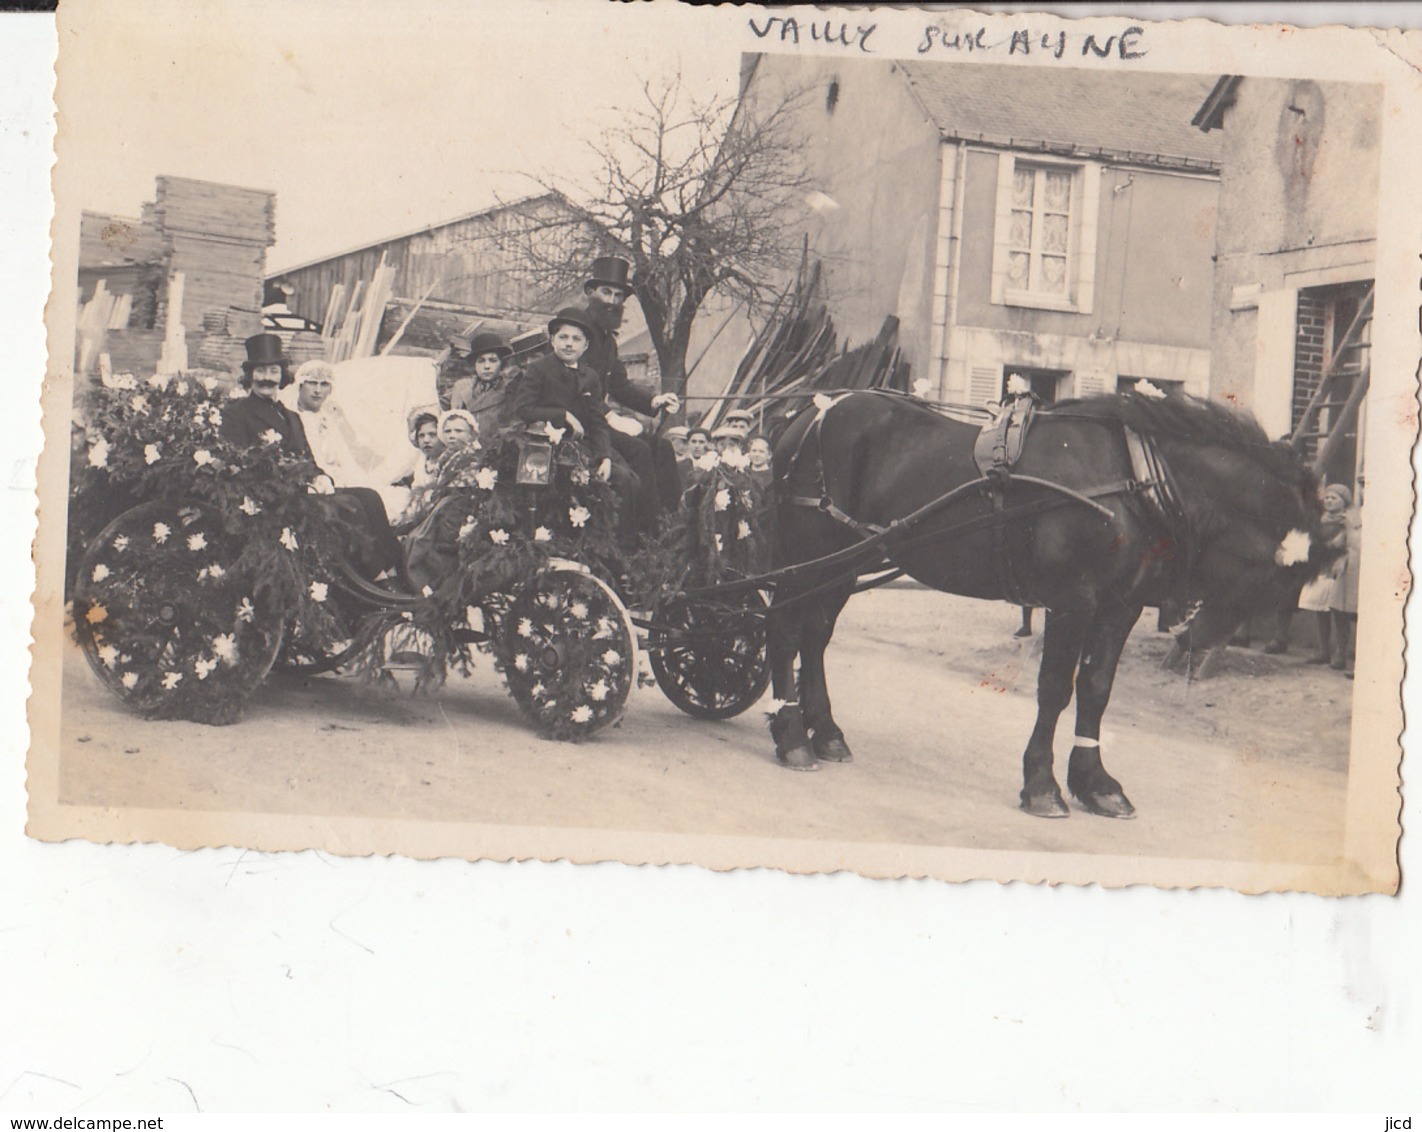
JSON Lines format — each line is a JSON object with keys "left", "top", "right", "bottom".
{"left": 322, "top": 254, "right": 397, "bottom": 362}
{"left": 375, "top": 296, "right": 535, "bottom": 356}
{"left": 698, "top": 257, "right": 910, "bottom": 437}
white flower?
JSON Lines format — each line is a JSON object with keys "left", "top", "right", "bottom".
{"left": 594, "top": 617, "right": 615, "bottom": 639}
{"left": 531, "top": 681, "right": 546, "bottom": 698}
{"left": 112, "top": 373, "right": 137, "bottom": 390}
{"left": 601, "top": 649, "right": 622, "bottom": 667}
{"left": 112, "top": 535, "right": 129, "bottom": 551}
{"left": 714, "top": 488, "right": 731, "bottom": 512}
{"left": 260, "top": 429, "right": 283, "bottom": 446}
{"left": 97, "top": 643, "right": 118, "bottom": 668}
{"left": 309, "top": 581, "right": 328, "bottom": 603}
{"left": 212, "top": 633, "right": 237, "bottom": 663}
{"left": 422, "top": 585, "right": 434, "bottom": 597}
{"left": 279, "top": 528, "right": 299, "bottom": 551}
{"left": 91, "top": 563, "right": 110, "bottom": 582}
{"left": 588, "top": 679, "right": 609, "bottom": 702}
{"left": 714, "top": 534, "right": 724, "bottom": 552}
{"left": 208, "top": 408, "right": 222, "bottom": 427}
{"left": 1275, "top": 529, "right": 1312, "bottom": 567}
{"left": 87, "top": 439, "right": 109, "bottom": 468}
{"left": 569, "top": 506, "right": 590, "bottom": 528}
{"left": 1134, "top": 379, "right": 1167, "bottom": 401}
{"left": 239, "top": 496, "right": 261, "bottom": 516}
{"left": 534, "top": 526, "right": 553, "bottom": 542}
{"left": 543, "top": 421, "right": 566, "bottom": 444}
{"left": 162, "top": 671, "right": 183, "bottom": 690}
{"left": 738, "top": 520, "right": 752, "bottom": 540}
{"left": 130, "top": 394, "right": 150, "bottom": 414}
{"left": 570, "top": 704, "right": 593, "bottom": 724}
{"left": 458, "top": 520, "right": 476, "bottom": 540}
{"left": 194, "top": 656, "right": 216, "bottom": 680}
{"left": 144, "top": 443, "right": 162, "bottom": 465}
{"left": 474, "top": 467, "right": 498, "bottom": 491}
{"left": 488, "top": 528, "right": 510, "bottom": 546}
{"left": 152, "top": 522, "right": 170, "bottom": 544}
{"left": 912, "top": 378, "right": 933, "bottom": 399}
{"left": 199, "top": 376, "right": 217, "bottom": 393}
{"left": 121, "top": 671, "right": 139, "bottom": 690}
{"left": 517, "top": 617, "right": 534, "bottom": 638}
{"left": 514, "top": 654, "right": 530, "bottom": 672}
{"left": 572, "top": 468, "right": 590, "bottom": 486}
{"left": 174, "top": 380, "right": 188, "bottom": 396}
{"left": 568, "top": 602, "right": 587, "bottom": 620}
{"left": 207, "top": 563, "right": 225, "bottom": 579}
{"left": 146, "top": 373, "right": 167, "bottom": 389}
{"left": 236, "top": 597, "right": 255, "bottom": 623}
{"left": 764, "top": 697, "right": 788, "bottom": 717}
{"left": 187, "top": 532, "right": 207, "bottom": 552}
{"left": 85, "top": 603, "right": 107, "bottom": 624}
{"left": 694, "top": 451, "right": 719, "bottom": 472}
{"left": 721, "top": 447, "right": 750, "bottom": 471}
{"left": 192, "top": 449, "right": 213, "bottom": 466}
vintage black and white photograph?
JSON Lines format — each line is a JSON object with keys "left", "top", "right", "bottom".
{"left": 27, "top": 0, "right": 1414, "bottom": 893}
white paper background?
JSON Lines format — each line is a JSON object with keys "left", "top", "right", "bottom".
{"left": 3, "top": 4, "right": 1419, "bottom": 1113}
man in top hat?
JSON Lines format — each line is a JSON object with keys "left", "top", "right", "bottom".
{"left": 580, "top": 255, "right": 683, "bottom": 526}
{"left": 222, "top": 333, "right": 321, "bottom": 466}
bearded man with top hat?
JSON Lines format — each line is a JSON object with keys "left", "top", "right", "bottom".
{"left": 579, "top": 256, "right": 684, "bottom": 528}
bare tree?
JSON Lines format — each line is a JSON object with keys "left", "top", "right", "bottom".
{"left": 508, "top": 75, "right": 812, "bottom": 398}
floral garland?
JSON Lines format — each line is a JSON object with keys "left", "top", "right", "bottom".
{"left": 70, "top": 371, "right": 352, "bottom": 724}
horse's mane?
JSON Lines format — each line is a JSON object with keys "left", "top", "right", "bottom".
{"left": 1051, "top": 392, "right": 1318, "bottom": 495}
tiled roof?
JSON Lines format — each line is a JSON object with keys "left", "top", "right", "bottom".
{"left": 897, "top": 61, "right": 1222, "bottom": 167}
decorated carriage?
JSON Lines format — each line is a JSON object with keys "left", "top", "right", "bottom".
{"left": 68, "top": 369, "right": 771, "bottom": 738}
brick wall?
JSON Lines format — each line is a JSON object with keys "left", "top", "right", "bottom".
{"left": 1291, "top": 293, "right": 1327, "bottom": 443}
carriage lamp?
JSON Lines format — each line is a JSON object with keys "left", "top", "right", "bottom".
{"left": 517, "top": 438, "right": 553, "bottom": 485}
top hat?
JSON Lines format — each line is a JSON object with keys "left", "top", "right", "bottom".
{"left": 548, "top": 307, "right": 595, "bottom": 340}
{"left": 243, "top": 333, "right": 288, "bottom": 369}
{"left": 467, "top": 332, "right": 512, "bottom": 360}
{"left": 584, "top": 256, "right": 633, "bottom": 296}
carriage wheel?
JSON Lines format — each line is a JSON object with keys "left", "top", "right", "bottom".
{"left": 72, "top": 500, "right": 284, "bottom": 722}
{"left": 273, "top": 577, "right": 368, "bottom": 676}
{"left": 649, "top": 590, "right": 771, "bottom": 721}
{"left": 501, "top": 566, "right": 636, "bottom": 740}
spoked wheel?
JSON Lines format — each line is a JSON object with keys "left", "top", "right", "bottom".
{"left": 274, "top": 572, "right": 368, "bottom": 676}
{"left": 501, "top": 565, "right": 637, "bottom": 740}
{"left": 72, "top": 500, "right": 284, "bottom": 723}
{"left": 649, "top": 590, "right": 771, "bottom": 720}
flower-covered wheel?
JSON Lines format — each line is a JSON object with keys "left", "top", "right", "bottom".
{"left": 501, "top": 565, "right": 636, "bottom": 740}
{"left": 649, "top": 591, "right": 771, "bottom": 720}
{"left": 72, "top": 501, "right": 285, "bottom": 724}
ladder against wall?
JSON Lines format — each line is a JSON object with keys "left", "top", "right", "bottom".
{"left": 1288, "top": 282, "right": 1372, "bottom": 478}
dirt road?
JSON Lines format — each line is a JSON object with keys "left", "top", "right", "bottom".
{"left": 55, "top": 584, "right": 1355, "bottom": 866}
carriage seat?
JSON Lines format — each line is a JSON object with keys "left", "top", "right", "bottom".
{"left": 973, "top": 396, "right": 1038, "bottom": 478}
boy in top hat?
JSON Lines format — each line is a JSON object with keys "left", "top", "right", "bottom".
{"left": 449, "top": 332, "right": 514, "bottom": 438}
{"left": 580, "top": 255, "right": 683, "bottom": 524}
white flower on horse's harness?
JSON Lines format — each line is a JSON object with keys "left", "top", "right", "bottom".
{"left": 714, "top": 488, "right": 731, "bottom": 512}
{"left": 236, "top": 597, "right": 255, "bottom": 623}
{"left": 97, "top": 643, "right": 118, "bottom": 668}
{"left": 601, "top": 648, "right": 622, "bottom": 667}
{"left": 514, "top": 654, "right": 530, "bottom": 672}
{"left": 130, "top": 394, "right": 150, "bottom": 414}
{"left": 720, "top": 447, "right": 750, "bottom": 472}
{"left": 570, "top": 704, "right": 594, "bottom": 725}
{"left": 87, "top": 439, "right": 109, "bottom": 468}
{"left": 570, "top": 601, "right": 588, "bottom": 619}
{"left": 543, "top": 421, "right": 566, "bottom": 445}
{"left": 194, "top": 656, "right": 217, "bottom": 680}
{"left": 91, "top": 563, "right": 111, "bottom": 583}
{"left": 239, "top": 496, "right": 261, "bottom": 516}
{"left": 193, "top": 449, "right": 213, "bottom": 466}
{"left": 152, "top": 522, "right": 170, "bottom": 544}
{"left": 212, "top": 633, "right": 237, "bottom": 663}
{"left": 693, "top": 451, "right": 719, "bottom": 472}
{"left": 85, "top": 602, "right": 107, "bottom": 624}
{"left": 187, "top": 532, "right": 207, "bottom": 552}
{"left": 279, "top": 528, "right": 299, "bottom": 551}
{"left": 260, "top": 429, "right": 283, "bottom": 446}
{"left": 162, "top": 671, "right": 183, "bottom": 690}
{"left": 737, "top": 520, "right": 752, "bottom": 541}
{"left": 1134, "top": 379, "right": 1167, "bottom": 401}
{"left": 534, "top": 526, "right": 553, "bottom": 542}
{"left": 517, "top": 617, "right": 534, "bottom": 638}
{"left": 144, "top": 443, "right": 162, "bottom": 465}
{"left": 121, "top": 671, "right": 139, "bottom": 690}
{"left": 112, "top": 535, "right": 129, "bottom": 551}
{"left": 474, "top": 467, "right": 498, "bottom": 491}
{"left": 488, "top": 528, "right": 510, "bottom": 546}
{"left": 569, "top": 506, "right": 591, "bottom": 528}
{"left": 1275, "top": 529, "right": 1312, "bottom": 567}
{"left": 309, "top": 581, "right": 328, "bottom": 603}
{"left": 588, "top": 679, "right": 610, "bottom": 702}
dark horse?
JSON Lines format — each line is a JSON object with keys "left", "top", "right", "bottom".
{"left": 764, "top": 390, "right": 1333, "bottom": 818}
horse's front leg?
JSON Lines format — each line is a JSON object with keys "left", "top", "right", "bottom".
{"left": 1065, "top": 600, "right": 1143, "bottom": 818}
{"left": 1021, "top": 606, "right": 1090, "bottom": 817}
{"left": 766, "top": 590, "right": 816, "bottom": 771}
{"left": 798, "top": 581, "right": 854, "bottom": 763}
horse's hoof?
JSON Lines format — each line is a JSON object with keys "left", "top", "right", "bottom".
{"left": 812, "top": 734, "right": 853, "bottom": 763}
{"left": 1076, "top": 791, "right": 1136, "bottom": 819}
{"left": 1020, "top": 791, "right": 1070, "bottom": 819}
{"left": 776, "top": 746, "right": 819, "bottom": 772}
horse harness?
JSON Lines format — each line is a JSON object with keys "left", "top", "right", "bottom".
{"left": 778, "top": 390, "right": 1186, "bottom": 607}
